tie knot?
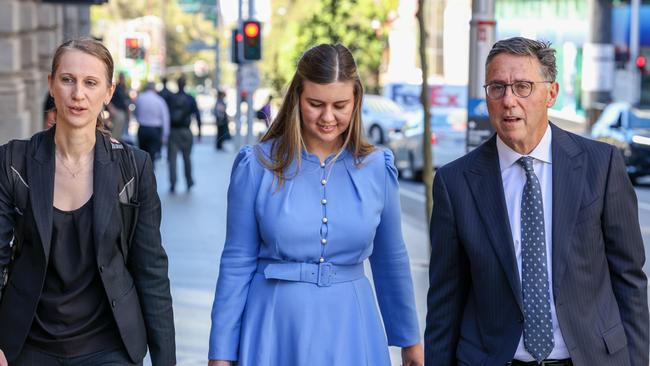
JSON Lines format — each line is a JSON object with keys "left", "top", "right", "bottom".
{"left": 517, "top": 156, "right": 534, "bottom": 173}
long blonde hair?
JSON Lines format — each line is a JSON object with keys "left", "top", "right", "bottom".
{"left": 258, "top": 44, "right": 374, "bottom": 187}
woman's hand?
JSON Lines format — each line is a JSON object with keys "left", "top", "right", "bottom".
{"left": 208, "top": 360, "right": 232, "bottom": 366}
{"left": 401, "top": 342, "right": 424, "bottom": 366}
{"left": 0, "top": 349, "right": 8, "bottom": 366}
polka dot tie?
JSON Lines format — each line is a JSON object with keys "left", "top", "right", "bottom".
{"left": 518, "top": 156, "right": 554, "bottom": 363}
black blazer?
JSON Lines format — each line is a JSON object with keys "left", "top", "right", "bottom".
{"left": 0, "top": 128, "right": 176, "bottom": 365}
{"left": 425, "top": 124, "right": 649, "bottom": 366}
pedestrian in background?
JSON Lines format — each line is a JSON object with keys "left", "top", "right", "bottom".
{"left": 255, "top": 95, "right": 273, "bottom": 127}
{"left": 208, "top": 43, "right": 423, "bottom": 366}
{"left": 158, "top": 76, "right": 174, "bottom": 109}
{"left": 213, "top": 90, "right": 230, "bottom": 150}
{"left": 425, "top": 37, "right": 648, "bottom": 366}
{"left": 135, "top": 81, "right": 169, "bottom": 163}
{"left": 167, "top": 76, "right": 201, "bottom": 193}
{"left": 0, "top": 38, "right": 176, "bottom": 366}
{"left": 107, "top": 72, "right": 130, "bottom": 140}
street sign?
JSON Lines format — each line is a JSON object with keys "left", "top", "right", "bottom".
{"left": 238, "top": 63, "right": 260, "bottom": 92}
{"left": 185, "top": 40, "right": 217, "bottom": 52}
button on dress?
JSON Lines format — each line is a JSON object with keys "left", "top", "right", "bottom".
{"left": 208, "top": 141, "right": 420, "bottom": 365}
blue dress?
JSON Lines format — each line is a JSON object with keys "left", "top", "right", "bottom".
{"left": 208, "top": 141, "right": 420, "bottom": 365}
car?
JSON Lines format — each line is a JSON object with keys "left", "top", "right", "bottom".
{"left": 389, "top": 107, "right": 467, "bottom": 180}
{"left": 590, "top": 102, "right": 650, "bottom": 184}
{"left": 361, "top": 94, "right": 408, "bottom": 145}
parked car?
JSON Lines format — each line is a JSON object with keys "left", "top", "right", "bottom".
{"left": 389, "top": 107, "right": 467, "bottom": 180}
{"left": 590, "top": 102, "right": 650, "bottom": 184}
{"left": 361, "top": 94, "right": 408, "bottom": 145}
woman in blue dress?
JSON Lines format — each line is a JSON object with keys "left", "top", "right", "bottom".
{"left": 208, "top": 44, "right": 423, "bottom": 366}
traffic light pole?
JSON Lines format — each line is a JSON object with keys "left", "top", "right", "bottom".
{"left": 235, "top": 0, "right": 243, "bottom": 147}
{"left": 581, "top": 0, "right": 613, "bottom": 130}
{"left": 246, "top": 0, "right": 256, "bottom": 145}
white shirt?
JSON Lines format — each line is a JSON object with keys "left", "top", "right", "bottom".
{"left": 134, "top": 90, "right": 170, "bottom": 139}
{"left": 496, "top": 124, "right": 569, "bottom": 361}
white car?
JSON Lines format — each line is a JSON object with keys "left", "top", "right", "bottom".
{"left": 361, "top": 95, "right": 408, "bottom": 145}
{"left": 389, "top": 108, "right": 467, "bottom": 180}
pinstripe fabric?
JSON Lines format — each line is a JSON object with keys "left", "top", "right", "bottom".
{"left": 425, "top": 124, "right": 649, "bottom": 366}
{"left": 0, "top": 128, "right": 175, "bottom": 365}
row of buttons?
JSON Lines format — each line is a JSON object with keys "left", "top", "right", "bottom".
{"left": 99, "top": 265, "right": 118, "bottom": 308}
{"left": 319, "top": 160, "right": 329, "bottom": 264}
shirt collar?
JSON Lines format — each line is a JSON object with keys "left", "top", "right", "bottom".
{"left": 496, "top": 123, "right": 552, "bottom": 172}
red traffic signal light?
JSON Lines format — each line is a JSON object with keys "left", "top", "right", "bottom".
{"left": 124, "top": 37, "right": 144, "bottom": 59}
{"left": 241, "top": 20, "right": 262, "bottom": 61}
{"left": 637, "top": 55, "right": 648, "bottom": 75}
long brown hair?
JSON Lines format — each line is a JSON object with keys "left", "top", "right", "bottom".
{"left": 50, "top": 38, "right": 115, "bottom": 130}
{"left": 258, "top": 43, "right": 374, "bottom": 186}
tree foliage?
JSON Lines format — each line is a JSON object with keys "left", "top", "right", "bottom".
{"left": 264, "top": 0, "right": 398, "bottom": 95}
{"left": 91, "top": 0, "right": 219, "bottom": 73}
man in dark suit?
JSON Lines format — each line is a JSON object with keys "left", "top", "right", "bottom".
{"left": 425, "top": 37, "right": 649, "bottom": 366}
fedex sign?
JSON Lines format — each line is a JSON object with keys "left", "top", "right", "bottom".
{"left": 384, "top": 83, "right": 467, "bottom": 112}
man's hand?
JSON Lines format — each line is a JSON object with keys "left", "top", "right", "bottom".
{"left": 401, "top": 343, "right": 424, "bottom": 366}
{"left": 208, "top": 360, "right": 231, "bottom": 366}
{"left": 0, "top": 349, "right": 8, "bottom": 366}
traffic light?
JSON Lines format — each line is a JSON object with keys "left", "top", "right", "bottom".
{"left": 125, "top": 38, "right": 143, "bottom": 59}
{"left": 231, "top": 28, "right": 243, "bottom": 64}
{"left": 241, "top": 20, "right": 262, "bottom": 61}
{"left": 636, "top": 55, "right": 647, "bottom": 75}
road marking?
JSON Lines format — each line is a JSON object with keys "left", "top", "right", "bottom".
{"left": 400, "top": 187, "right": 426, "bottom": 203}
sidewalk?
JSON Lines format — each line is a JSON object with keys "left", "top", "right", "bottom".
{"left": 152, "top": 137, "right": 429, "bottom": 365}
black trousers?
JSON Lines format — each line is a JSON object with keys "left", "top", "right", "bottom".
{"left": 167, "top": 127, "right": 194, "bottom": 188}
{"left": 11, "top": 345, "right": 142, "bottom": 366}
{"left": 137, "top": 125, "right": 162, "bottom": 162}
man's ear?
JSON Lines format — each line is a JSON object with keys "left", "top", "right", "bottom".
{"left": 546, "top": 81, "right": 559, "bottom": 108}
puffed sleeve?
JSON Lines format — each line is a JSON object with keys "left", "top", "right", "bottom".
{"left": 209, "top": 145, "right": 263, "bottom": 361}
{"left": 369, "top": 149, "right": 420, "bottom": 347}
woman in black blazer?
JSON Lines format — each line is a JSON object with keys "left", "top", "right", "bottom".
{"left": 0, "top": 38, "right": 175, "bottom": 366}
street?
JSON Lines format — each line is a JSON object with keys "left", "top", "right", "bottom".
{"left": 151, "top": 135, "right": 650, "bottom": 365}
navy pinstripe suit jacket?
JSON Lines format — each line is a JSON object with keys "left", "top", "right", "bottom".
{"left": 425, "top": 124, "right": 649, "bottom": 366}
{"left": 0, "top": 128, "right": 176, "bottom": 365}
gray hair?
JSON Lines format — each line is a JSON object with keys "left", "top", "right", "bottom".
{"left": 486, "top": 37, "right": 557, "bottom": 82}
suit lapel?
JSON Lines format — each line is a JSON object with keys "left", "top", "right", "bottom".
{"left": 550, "top": 124, "right": 584, "bottom": 293}
{"left": 465, "top": 136, "right": 523, "bottom": 311}
{"left": 93, "top": 132, "right": 117, "bottom": 254}
{"left": 27, "top": 128, "right": 55, "bottom": 262}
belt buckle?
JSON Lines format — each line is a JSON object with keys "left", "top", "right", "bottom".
{"left": 317, "top": 262, "right": 332, "bottom": 287}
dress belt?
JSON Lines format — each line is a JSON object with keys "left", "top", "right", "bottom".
{"left": 256, "top": 258, "right": 365, "bottom": 287}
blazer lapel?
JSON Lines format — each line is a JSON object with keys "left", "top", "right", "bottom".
{"left": 465, "top": 136, "right": 523, "bottom": 311}
{"left": 93, "top": 132, "right": 117, "bottom": 254}
{"left": 550, "top": 124, "right": 584, "bottom": 293}
{"left": 27, "top": 128, "right": 55, "bottom": 262}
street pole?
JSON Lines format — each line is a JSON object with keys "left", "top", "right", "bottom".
{"left": 581, "top": 0, "right": 613, "bottom": 130}
{"left": 235, "top": 0, "right": 243, "bottom": 147}
{"left": 215, "top": 0, "right": 221, "bottom": 93}
{"left": 628, "top": 0, "right": 641, "bottom": 105}
{"left": 246, "top": 0, "right": 256, "bottom": 145}
{"left": 466, "top": 0, "right": 495, "bottom": 151}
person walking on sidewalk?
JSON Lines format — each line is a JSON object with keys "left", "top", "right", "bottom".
{"left": 107, "top": 72, "right": 130, "bottom": 140}
{"left": 135, "top": 81, "right": 169, "bottom": 163}
{"left": 425, "top": 37, "right": 648, "bottom": 366}
{"left": 167, "top": 76, "right": 201, "bottom": 193}
{"left": 213, "top": 90, "right": 230, "bottom": 150}
{"left": 0, "top": 38, "right": 175, "bottom": 366}
{"left": 208, "top": 43, "right": 423, "bottom": 366}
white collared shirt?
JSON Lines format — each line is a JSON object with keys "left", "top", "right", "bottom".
{"left": 496, "top": 124, "right": 569, "bottom": 361}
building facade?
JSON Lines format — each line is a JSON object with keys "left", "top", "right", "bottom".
{"left": 0, "top": 0, "right": 91, "bottom": 144}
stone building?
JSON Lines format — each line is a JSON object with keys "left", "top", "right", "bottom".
{"left": 0, "top": 0, "right": 93, "bottom": 143}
